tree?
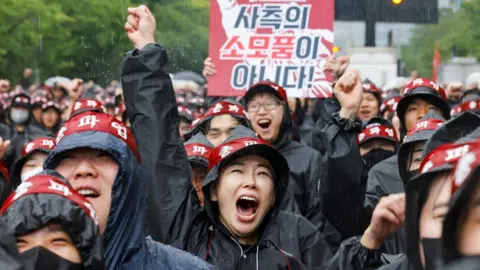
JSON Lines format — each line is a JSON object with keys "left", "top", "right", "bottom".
{"left": 0, "top": 0, "right": 132, "bottom": 85}
{"left": 402, "top": 1, "right": 480, "bottom": 77}
{"left": 151, "top": 0, "right": 210, "bottom": 74}
{"left": 0, "top": 0, "right": 210, "bottom": 85}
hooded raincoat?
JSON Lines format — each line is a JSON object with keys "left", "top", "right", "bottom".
{"left": 44, "top": 110, "right": 213, "bottom": 269}
{"left": 0, "top": 217, "right": 23, "bottom": 270}
{"left": 120, "top": 43, "right": 333, "bottom": 269}
{"left": 243, "top": 82, "right": 330, "bottom": 237}
{"left": 1, "top": 172, "right": 105, "bottom": 269}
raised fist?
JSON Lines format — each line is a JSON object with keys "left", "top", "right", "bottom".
{"left": 334, "top": 70, "right": 363, "bottom": 120}
{"left": 124, "top": 5, "right": 156, "bottom": 50}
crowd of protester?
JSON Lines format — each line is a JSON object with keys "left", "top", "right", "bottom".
{"left": 1, "top": 4, "right": 480, "bottom": 270}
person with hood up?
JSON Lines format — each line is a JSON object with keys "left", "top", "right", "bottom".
{"left": 178, "top": 105, "right": 193, "bottom": 141}
{"left": 363, "top": 112, "right": 445, "bottom": 256}
{"left": 402, "top": 139, "right": 479, "bottom": 270}
{"left": 185, "top": 132, "right": 214, "bottom": 207}
{"left": 348, "top": 112, "right": 480, "bottom": 270}
{"left": 359, "top": 79, "right": 382, "bottom": 121}
{"left": 243, "top": 81, "right": 326, "bottom": 232}
{"left": 120, "top": 10, "right": 333, "bottom": 267}
{"left": 1, "top": 171, "right": 106, "bottom": 269}
{"left": 358, "top": 117, "right": 398, "bottom": 173}
{"left": 0, "top": 217, "right": 23, "bottom": 270}
{"left": 7, "top": 92, "right": 52, "bottom": 168}
{"left": 365, "top": 78, "right": 451, "bottom": 226}
{"left": 41, "top": 101, "right": 63, "bottom": 134}
{"left": 43, "top": 111, "right": 214, "bottom": 268}
{"left": 441, "top": 140, "right": 480, "bottom": 270}
{"left": 30, "top": 95, "right": 48, "bottom": 130}
{"left": 0, "top": 137, "right": 55, "bottom": 203}
{"left": 187, "top": 100, "right": 249, "bottom": 145}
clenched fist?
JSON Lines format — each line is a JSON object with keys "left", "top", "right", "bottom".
{"left": 125, "top": 5, "right": 156, "bottom": 50}
{"left": 334, "top": 70, "right": 363, "bottom": 120}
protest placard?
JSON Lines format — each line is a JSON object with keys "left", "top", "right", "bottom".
{"left": 208, "top": 0, "right": 334, "bottom": 98}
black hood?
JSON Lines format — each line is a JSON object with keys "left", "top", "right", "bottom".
{"left": 406, "top": 134, "right": 480, "bottom": 268}
{"left": 185, "top": 132, "right": 214, "bottom": 169}
{"left": 422, "top": 111, "right": 480, "bottom": 158}
{"left": 242, "top": 82, "right": 298, "bottom": 148}
{"left": 9, "top": 137, "right": 55, "bottom": 189}
{"left": 442, "top": 141, "right": 480, "bottom": 263}
{"left": 202, "top": 126, "right": 289, "bottom": 240}
{"left": 1, "top": 171, "right": 105, "bottom": 269}
{"left": 398, "top": 110, "right": 445, "bottom": 185}
{"left": 185, "top": 100, "right": 250, "bottom": 141}
{"left": 396, "top": 78, "right": 450, "bottom": 130}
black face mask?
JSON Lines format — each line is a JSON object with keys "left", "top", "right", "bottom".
{"left": 363, "top": 148, "right": 395, "bottom": 172}
{"left": 20, "top": 246, "right": 83, "bottom": 270}
{"left": 405, "top": 169, "right": 419, "bottom": 183}
{"left": 421, "top": 238, "right": 443, "bottom": 270}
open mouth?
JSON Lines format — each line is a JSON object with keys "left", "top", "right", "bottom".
{"left": 257, "top": 119, "right": 271, "bottom": 129}
{"left": 359, "top": 109, "right": 371, "bottom": 117}
{"left": 236, "top": 196, "right": 258, "bottom": 221}
{"left": 76, "top": 188, "right": 100, "bottom": 198}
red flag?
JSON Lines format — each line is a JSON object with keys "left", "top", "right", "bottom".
{"left": 432, "top": 45, "right": 440, "bottom": 82}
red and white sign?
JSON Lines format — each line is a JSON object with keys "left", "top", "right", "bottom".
{"left": 208, "top": 0, "right": 334, "bottom": 98}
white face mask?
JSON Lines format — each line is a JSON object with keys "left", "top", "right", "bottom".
{"left": 10, "top": 108, "right": 30, "bottom": 124}
{"left": 21, "top": 167, "right": 43, "bottom": 182}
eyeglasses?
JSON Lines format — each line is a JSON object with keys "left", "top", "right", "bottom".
{"left": 247, "top": 100, "right": 281, "bottom": 113}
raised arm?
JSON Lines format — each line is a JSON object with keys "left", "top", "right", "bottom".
{"left": 121, "top": 5, "right": 195, "bottom": 244}
{"left": 318, "top": 70, "right": 369, "bottom": 238}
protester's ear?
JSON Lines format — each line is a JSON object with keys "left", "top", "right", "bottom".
{"left": 210, "top": 185, "right": 218, "bottom": 201}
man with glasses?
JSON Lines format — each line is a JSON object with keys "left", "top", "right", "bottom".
{"left": 243, "top": 82, "right": 339, "bottom": 249}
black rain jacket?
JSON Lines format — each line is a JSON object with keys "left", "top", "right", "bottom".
{"left": 121, "top": 43, "right": 333, "bottom": 270}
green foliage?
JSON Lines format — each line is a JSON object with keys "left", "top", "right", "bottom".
{"left": 152, "top": 0, "right": 210, "bottom": 73}
{"left": 402, "top": 0, "right": 480, "bottom": 77}
{"left": 0, "top": 0, "right": 210, "bottom": 84}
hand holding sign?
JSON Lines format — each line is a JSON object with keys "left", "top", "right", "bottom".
{"left": 324, "top": 55, "right": 350, "bottom": 83}
{"left": 202, "top": 57, "right": 217, "bottom": 78}
{"left": 125, "top": 5, "right": 156, "bottom": 50}
{"left": 335, "top": 70, "right": 363, "bottom": 120}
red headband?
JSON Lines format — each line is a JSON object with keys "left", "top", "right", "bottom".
{"left": 451, "top": 145, "right": 480, "bottom": 195}
{"left": 32, "top": 96, "right": 48, "bottom": 105}
{"left": 185, "top": 143, "right": 213, "bottom": 160}
{"left": 13, "top": 96, "right": 29, "bottom": 105}
{"left": 42, "top": 101, "right": 61, "bottom": 111}
{"left": 249, "top": 81, "right": 288, "bottom": 103}
{"left": 178, "top": 106, "right": 193, "bottom": 118}
{"left": 362, "top": 82, "right": 381, "bottom": 94}
{"left": 380, "top": 96, "right": 401, "bottom": 113}
{"left": 404, "top": 78, "right": 447, "bottom": 100}
{"left": 404, "top": 119, "right": 444, "bottom": 140}
{"left": 208, "top": 137, "right": 270, "bottom": 171}
{"left": 451, "top": 100, "right": 480, "bottom": 116}
{"left": 22, "top": 138, "right": 55, "bottom": 157}
{"left": 357, "top": 124, "right": 398, "bottom": 144}
{"left": 56, "top": 112, "right": 140, "bottom": 162}
{"left": 420, "top": 141, "right": 480, "bottom": 176}
{"left": 1, "top": 175, "right": 98, "bottom": 225}
{"left": 191, "top": 101, "right": 246, "bottom": 128}
{"left": 70, "top": 99, "right": 106, "bottom": 116}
